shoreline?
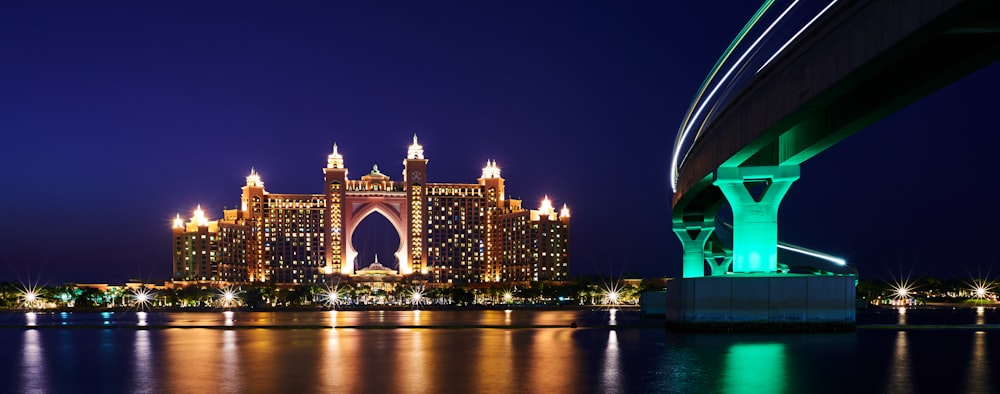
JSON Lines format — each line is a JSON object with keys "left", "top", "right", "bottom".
{"left": 2, "top": 304, "right": 640, "bottom": 314}
{"left": 865, "top": 302, "right": 998, "bottom": 309}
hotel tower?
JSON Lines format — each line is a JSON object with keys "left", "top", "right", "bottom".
{"left": 172, "top": 136, "right": 570, "bottom": 285}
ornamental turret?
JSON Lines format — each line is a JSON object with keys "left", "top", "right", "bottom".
{"left": 246, "top": 167, "right": 263, "bottom": 188}
{"left": 327, "top": 143, "right": 345, "bottom": 169}
{"left": 403, "top": 135, "right": 428, "bottom": 276}
{"left": 242, "top": 168, "right": 266, "bottom": 215}
{"left": 481, "top": 159, "right": 501, "bottom": 179}
{"left": 530, "top": 195, "right": 565, "bottom": 221}
{"left": 323, "top": 142, "right": 349, "bottom": 276}
{"left": 538, "top": 196, "right": 554, "bottom": 217}
{"left": 407, "top": 134, "right": 424, "bottom": 160}
{"left": 192, "top": 204, "right": 209, "bottom": 227}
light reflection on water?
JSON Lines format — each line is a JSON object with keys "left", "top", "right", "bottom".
{"left": 131, "top": 330, "right": 152, "bottom": 393}
{"left": 885, "top": 331, "right": 912, "bottom": 394}
{"left": 220, "top": 330, "right": 243, "bottom": 393}
{"left": 602, "top": 330, "right": 621, "bottom": 392}
{"left": 401, "top": 329, "right": 425, "bottom": 392}
{"left": 966, "top": 331, "right": 991, "bottom": 393}
{"left": 723, "top": 343, "right": 786, "bottom": 394}
{"left": 3, "top": 310, "right": 1000, "bottom": 393}
{"left": 20, "top": 330, "right": 48, "bottom": 394}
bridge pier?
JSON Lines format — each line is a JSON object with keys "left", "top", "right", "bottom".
{"left": 663, "top": 274, "right": 856, "bottom": 332}
{"left": 713, "top": 165, "right": 799, "bottom": 274}
{"left": 671, "top": 220, "right": 713, "bottom": 278}
{"left": 707, "top": 254, "right": 733, "bottom": 276}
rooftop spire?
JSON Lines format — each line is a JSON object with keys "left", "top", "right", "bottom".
{"left": 246, "top": 167, "right": 263, "bottom": 187}
{"left": 327, "top": 142, "right": 345, "bottom": 169}
{"left": 560, "top": 203, "right": 571, "bottom": 218}
{"left": 192, "top": 205, "right": 209, "bottom": 227}
{"left": 407, "top": 134, "right": 424, "bottom": 160}
{"left": 481, "top": 159, "right": 501, "bottom": 178}
{"left": 538, "top": 196, "right": 554, "bottom": 216}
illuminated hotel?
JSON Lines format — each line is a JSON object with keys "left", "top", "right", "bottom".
{"left": 172, "top": 136, "right": 570, "bottom": 285}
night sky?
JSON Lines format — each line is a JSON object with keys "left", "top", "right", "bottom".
{"left": 2, "top": 2, "right": 998, "bottom": 284}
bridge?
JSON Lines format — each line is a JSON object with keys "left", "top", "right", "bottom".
{"left": 667, "top": 0, "right": 1000, "bottom": 329}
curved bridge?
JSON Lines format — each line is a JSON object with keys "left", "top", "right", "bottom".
{"left": 672, "top": 0, "right": 1000, "bottom": 278}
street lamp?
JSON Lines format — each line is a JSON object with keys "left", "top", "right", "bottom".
{"left": 219, "top": 287, "right": 240, "bottom": 308}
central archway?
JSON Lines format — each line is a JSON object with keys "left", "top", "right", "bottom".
{"left": 351, "top": 212, "right": 401, "bottom": 271}
{"left": 343, "top": 201, "right": 408, "bottom": 275}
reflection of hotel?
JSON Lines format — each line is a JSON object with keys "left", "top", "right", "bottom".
{"left": 172, "top": 136, "right": 570, "bottom": 285}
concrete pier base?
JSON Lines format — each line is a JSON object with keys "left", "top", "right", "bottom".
{"left": 664, "top": 275, "right": 856, "bottom": 332}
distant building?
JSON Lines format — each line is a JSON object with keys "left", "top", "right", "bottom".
{"left": 171, "top": 206, "right": 221, "bottom": 281}
{"left": 171, "top": 136, "right": 570, "bottom": 285}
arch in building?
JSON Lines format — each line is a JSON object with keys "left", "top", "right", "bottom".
{"left": 343, "top": 201, "right": 409, "bottom": 275}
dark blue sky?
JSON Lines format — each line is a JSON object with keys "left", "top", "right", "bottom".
{"left": 1, "top": 1, "right": 997, "bottom": 284}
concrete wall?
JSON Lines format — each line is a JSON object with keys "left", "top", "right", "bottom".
{"left": 665, "top": 275, "right": 855, "bottom": 328}
{"left": 639, "top": 291, "right": 667, "bottom": 318}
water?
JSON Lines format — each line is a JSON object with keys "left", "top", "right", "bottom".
{"left": 2, "top": 308, "right": 999, "bottom": 393}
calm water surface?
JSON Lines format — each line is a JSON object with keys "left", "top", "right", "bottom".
{"left": 2, "top": 308, "right": 999, "bottom": 393}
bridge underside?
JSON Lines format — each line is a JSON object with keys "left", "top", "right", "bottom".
{"left": 673, "top": 0, "right": 1000, "bottom": 279}
{"left": 739, "top": 3, "right": 1000, "bottom": 170}
{"left": 667, "top": 1, "right": 1000, "bottom": 330}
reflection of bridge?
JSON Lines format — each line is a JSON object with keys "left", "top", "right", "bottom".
{"left": 667, "top": 0, "right": 1000, "bottom": 329}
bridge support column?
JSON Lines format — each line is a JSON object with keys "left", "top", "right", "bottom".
{"left": 714, "top": 165, "right": 799, "bottom": 274}
{"left": 672, "top": 221, "right": 713, "bottom": 278}
{"left": 707, "top": 255, "right": 733, "bottom": 276}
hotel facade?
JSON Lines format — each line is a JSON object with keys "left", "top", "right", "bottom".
{"left": 172, "top": 136, "right": 570, "bottom": 286}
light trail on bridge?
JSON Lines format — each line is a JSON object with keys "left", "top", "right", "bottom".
{"left": 776, "top": 243, "right": 846, "bottom": 266}
{"left": 757, "top": 0, "right": 839, "bottom": 73}
{"left": 671, "top": 0, "right": 780, "bottom": 193}
{"left": 671, "top": 0, "right": 843, "bottom": 193}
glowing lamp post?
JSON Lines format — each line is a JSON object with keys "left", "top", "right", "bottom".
{"left": 219, "top": 287, "right": 240, "bottom": 309}
{"left": 600, "top": 282, "right": 624, "bottom": 306}
{"left": 968, "top": 278, "right": 994, "bottom": 302}
{"left": 409, "top": 287, "right": 425, "bottom": 309}
{"left": 21, "top": 288, "right": 41, "bottom": 310}
{"left": 324, "top": 286, "right": 342, "bottom": 310}
{"left": 132, "top": 288, "right": 154, "bottom": 310}
{"left": 606, "top": 290, "right": 620, "bottom": 305}
{"left": 889, "top": 276, "right": 915, "bottom": 306}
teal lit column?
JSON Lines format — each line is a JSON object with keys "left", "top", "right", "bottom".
{"left": 713, "top": 165, "right": 799, "bottom": 274}
{"left": 705, "top": 235, "right": 732, "bottom": 276}
{"left": 672, "top": 220, "right": 714, "bottom": 278}
{"left": 707, "top": 253, "right": 733, "bottom": 276}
